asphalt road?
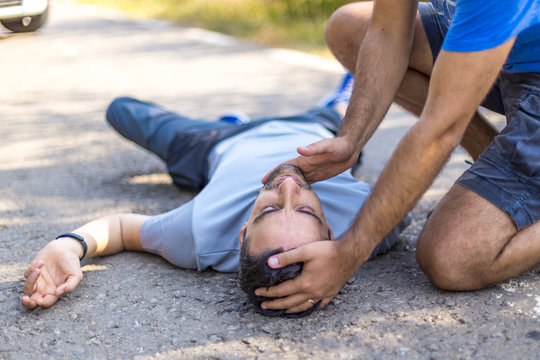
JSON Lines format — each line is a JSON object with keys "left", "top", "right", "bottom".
{"left": 1, "top": 0, "right": 539, "bottom": 359}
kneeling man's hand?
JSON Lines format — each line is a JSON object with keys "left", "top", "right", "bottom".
{"left": 21, "top": 239, "right": 84, "bottom": 310}
{"left": 262, "top": 137, "right": 359, "bottom": 185}
{"left": 255, "top": 239, "right": 360, "bottom": 314}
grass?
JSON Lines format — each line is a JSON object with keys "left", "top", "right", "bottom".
{"left": 74, "top": 0, "right": 353, "bottom": 56}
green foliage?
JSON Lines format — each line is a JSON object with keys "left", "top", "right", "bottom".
{"left": 263, "top": 0, "right": 351, "bottom": 20}
{"left": 75, "top": 0, "right": 356, "bottom": 54}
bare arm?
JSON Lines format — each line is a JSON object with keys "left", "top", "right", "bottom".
{"left": 345, "top": 41, "right": 515, "bottom": 257}
{"left": 262, "top": 0, "right": 418, "bottom": 184}
{"left": 340, "top": 0, "right": 418, "bottom": 147}
{"left": 73, "top": 213, "right": 148, "bottom": 257}
{"left": 21, "top": 213, "right": 149, "bottom": 309}
{"left": 257, "top": 40, "right": 515, "bottom": 313}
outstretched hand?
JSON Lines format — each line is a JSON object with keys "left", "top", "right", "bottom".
{"left": 21, "top": 239, "right": 83, "bottom": 310}
{"left": 262, "top": 137, "right": 360, "bottom": 184}
{"left": 255, "top": 239, "right": 363, "bottom": 314}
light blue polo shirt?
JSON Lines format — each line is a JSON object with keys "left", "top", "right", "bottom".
{"left": 140, "top": 121, "right": 410, "bottom": 273}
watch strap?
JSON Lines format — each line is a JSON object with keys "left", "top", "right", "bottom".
{"left": 55, "top": 232, "right": 88, "bottom": 260}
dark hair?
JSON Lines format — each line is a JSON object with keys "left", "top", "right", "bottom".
{"left": 239, "top": 235, "right": 320, "bottom": 318}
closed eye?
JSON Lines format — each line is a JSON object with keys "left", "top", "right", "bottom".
{"left": 297, "top": 206, "right": 322, "bottom": 225}
{"left": 261, "top": 206, "right": 278, "bottom": 216}
{"left": 253, "top": 205, "right": 322, "bottom": 225}
{"left": 253, "top": 206, "right": 277, "bottom": 224}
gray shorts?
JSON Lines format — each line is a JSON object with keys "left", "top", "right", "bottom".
{"left": 419, "top": 2, "right": 540, "bottom": 230}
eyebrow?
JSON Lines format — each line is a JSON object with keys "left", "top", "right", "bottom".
{"left": 253, "top": 206, "right": 323, "bottom": 225}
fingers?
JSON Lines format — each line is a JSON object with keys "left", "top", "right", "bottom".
{"left": 22, "top": 262, "right": 43, "bottom": 309}
{"left": 261, "top": 293, "right": 309, "bottom": 311}
{"left": 23, "top": 266, "right": 32, "bottom": 279}
{"left": 21, "top": 261, "right": 82, "bottom": 309}
{"left": 266, "top": 246, "right": 312, "bottom": 269}
{"left": 261, "top": 168, "right": 273, "bottom": 184}
{"left": 22, "top": 268, "right": 40, "bottom": 295}
{"left": 22, "top": 293, "right": 59, "bottom": 309}
{"left": 261, "top": 140, "right": 324, "bottom": 184}
{"left": 262, "top": 295, "right": 333, "bottom": 314}
{"left": 258, "top": 280, "right": 300, "bottom": 300}
{"left": 21, "top": 279, "right": 73, "bottom": 310}
{"left": 320, "top": 298, "right": 332, "bottom": 309}
{"left": 22, "top": 261, "right": 45, "bottom": 295}
{"left": 21, "top": 276, "right": 76, "bottom": 310}
{"left": 21, "top": 292, "right": 58, "bottom": 310}
{"left": 261, "top": 156, "right": 302, "bottom": 184}
{"left": 23, "top": 260, "right": 43, "bottom": 279}
{"left": 285, "top": 300, "right": 317, "bottom": 314}
{"left": 296, "top": 144, "right": 319, "bottom": 157}
{"left": 285, "top": 297, "right": 333, "bottom": 314}
{"left": 38, "top": 294, "right": 60, "bottom": 308}
{"left": 296, "top": 145, "right": 315, "bottom": 156}
{"left": 57, "top": 273, "right": 83, "bottom": 295}
{"left": 21, "top": 295, "right": 38, "bottom": 310}
{"left": 296, "top": 139, "right": 333, "bottom": 157}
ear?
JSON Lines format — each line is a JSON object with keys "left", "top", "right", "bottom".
{"left": 327, "top": 226, "right": 334, "bottom": 241}
{"left": 238, "top": 222, "right": 248, "bottom": 249}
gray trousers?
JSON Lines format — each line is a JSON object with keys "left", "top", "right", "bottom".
{"left": 106, "top": 97, "right": 341, "bottom": 191}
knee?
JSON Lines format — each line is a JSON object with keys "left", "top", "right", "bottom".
{"left": 416, "top": 220, "right": 489, "bottom": 291}
{"left": 106, "top": 96, "right": 135, "bottom": 126}
{"left": 325, "top": 4, "right": 353, "bottom": 47}
{"left": 325, "top": 2, "right": 372, "bottom": 70}
{"left": 106, "top": 97, "right": 124, "bottom": 123}
{"left": 416, "top": 235, "right": 462, "bottom": 291}
{"left": 106, "top": 97, "right": 130, "bottom": 117}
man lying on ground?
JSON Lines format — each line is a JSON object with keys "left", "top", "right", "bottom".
{"left": 21, "top": 76, "right": 410, "bottom": 317}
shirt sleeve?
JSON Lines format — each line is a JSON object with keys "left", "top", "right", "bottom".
{"left": 443, "top": 0, "right": 537, "bottom": 52}
{"left": 139, "top": 200, "right": 198, "bottom": 269}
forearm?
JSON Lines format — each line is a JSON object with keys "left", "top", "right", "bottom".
{"left": 344, "top": 121, "right": 457, "bottom": 265}
{"left": 61, "top": 213, "right": 149, "bottom": 259}
{"left": 343, "top": 41, "right": 516, "bottom": 266}
{"left": 338, "top": 0, "right": 418, "bottom": 148}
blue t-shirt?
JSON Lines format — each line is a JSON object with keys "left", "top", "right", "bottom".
{"left": 431, "top": 0, "right": 540, "bottom": 73}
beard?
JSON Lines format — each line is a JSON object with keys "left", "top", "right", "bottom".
{"left": 263, "top": 164, "right": 312, "bottom": 190}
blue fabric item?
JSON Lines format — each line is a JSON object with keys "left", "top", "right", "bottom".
{"left": 420, "top": 4, "right": 540, "bottom": 230}
{"left": 429, "top": 0, "right": 540, "bottom": 74}
{"left": 457, "top": 71, "right": 540, "bottom": 230}
{"left": 139, "top": 201, "right": 198, "bottom": 269}
{"left": 418, "top": 2, "right": 448, "bottom": 62}
{"left": 106, "top": 97, "right": 340, "bottom": 191}
{"left": 140, "top": 120, "right": 410, "bottom": 272}
{"left": 316, "top": 72, "right": 355, "bottom": 108}
{"left": 419, "top": 2, "right": 506, "bottom": 114}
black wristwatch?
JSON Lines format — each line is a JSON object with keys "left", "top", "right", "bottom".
{"left": 55, "top": 233, "right": 88, "bottom": 260}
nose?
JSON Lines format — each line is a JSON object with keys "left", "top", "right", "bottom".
{"left": 278, "top": 177, "right": 301, "bottom": 201}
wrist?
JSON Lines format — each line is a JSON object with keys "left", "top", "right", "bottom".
{"left": 336, "top": 135, "right": 362, "bottom": 167}
{"left": 338, "top": 230, "right": 372, "bottom": 269}
{"left": 336, "top": 233, "right": 367, "bottom": 273}
{"left": 337, "top": 122, "right": 361, "bottom": 144}
{"left": 53, "top": 234, "right": 86, "bottom": 260}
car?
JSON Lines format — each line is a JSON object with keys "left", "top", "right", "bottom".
{"left": 0, "top": 0, "right": 48, "bottom": 33}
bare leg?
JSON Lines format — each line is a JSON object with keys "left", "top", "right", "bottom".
{"left": 325, "top": 2, "right": 498, "bottom": 160}
{"left": 417, "top": 185, "right": 540, "bottom": 290}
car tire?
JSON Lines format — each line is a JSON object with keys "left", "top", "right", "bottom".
{"left": 1, "top": 5, "right": 49, "bottom": 33}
